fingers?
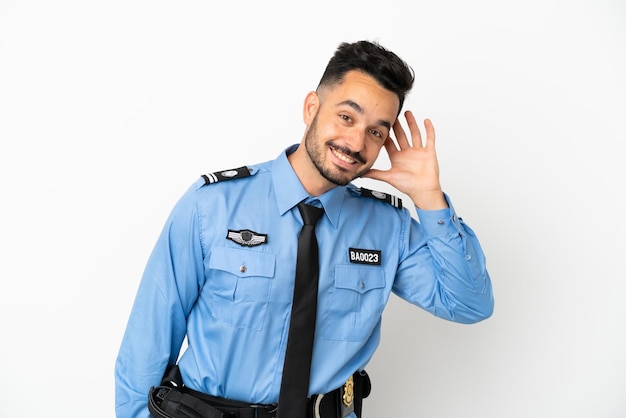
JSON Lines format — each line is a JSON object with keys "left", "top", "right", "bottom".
{"left": 392, "top": 117, "right": 410, "bottom": 150}
{"left": 423, "top": 118, "right": 436, "bottom": 150}
{"left": 404, "top": 110, "right": 421, "bottom": 148}
{"left": 383, "top": 134, "right": 399, "bottom": 156}
{"left": 391, "top": 111, "right": 436, "bottom": 149}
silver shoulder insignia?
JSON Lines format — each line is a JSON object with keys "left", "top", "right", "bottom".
{"left": 202, "top": 166, "right": 251, "bottom": 185}
{"left": 359, "top": 187, "right": 403, "bottom": 209}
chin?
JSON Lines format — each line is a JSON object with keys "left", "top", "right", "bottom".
{"left": 321, "top": 167, "right": 356, "bottom": 186}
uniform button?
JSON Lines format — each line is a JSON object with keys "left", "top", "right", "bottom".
{"left": 453, "top": 215, "right": 457, "bottom": 222}
{"left": 437, "top": 219, "right": 444, "bottom": 225}
{"left": 360, "top": 281, "right": 365, "bottom": 290}
{"left": 240, "top": 265, "right": 247, "bottom": 273}
{"left": 466, "top": 254, "right": 472, "bottom": 261}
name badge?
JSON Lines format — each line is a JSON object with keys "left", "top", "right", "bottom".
{"left": 349, "top": 248, "right": 381, "bottom": 265}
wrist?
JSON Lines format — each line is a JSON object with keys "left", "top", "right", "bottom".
{"left": 410, "top": 190, "right": 448, "bottom": 210}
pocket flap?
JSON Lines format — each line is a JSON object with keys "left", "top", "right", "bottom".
{"left": 210, "top": 246, "right": 275, "bottom": 278}
{"left": 334, "top": 265, "right": 385, "bottom": 294}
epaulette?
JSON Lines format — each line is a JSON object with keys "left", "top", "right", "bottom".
{"left": 201, "top": 166, "right": 251, "bottom": 185}
{"left": 359, "top": 187, "right": 403, "bottom": 209}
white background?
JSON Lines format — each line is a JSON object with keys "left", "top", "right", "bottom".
{"left": 1, "top": 1, "right": 625, "bottom": 417}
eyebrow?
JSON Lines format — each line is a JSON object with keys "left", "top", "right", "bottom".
{"left": 338, "top": 99, "right": 392, "bottom": 131}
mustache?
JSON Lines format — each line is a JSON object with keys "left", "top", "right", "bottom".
{"left": 328, "top": 142, "right": 366, "bottom": 164}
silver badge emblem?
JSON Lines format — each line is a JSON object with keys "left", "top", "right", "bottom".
{"left": 227, "top": 229, "right": 268, "bottom": 247}
{"left": 221, "top": 170, "right": 239, "bottom": 178}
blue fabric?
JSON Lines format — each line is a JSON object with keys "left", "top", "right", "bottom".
{"left": 115, "top": 145, "right": 494, "bottom": 417}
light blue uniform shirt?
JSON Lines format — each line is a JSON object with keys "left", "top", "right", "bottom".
{"left": 115, "top": 145, "right": 494, "bottom": 417}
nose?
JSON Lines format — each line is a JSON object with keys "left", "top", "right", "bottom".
{"left": 345, "top": 127, "right": 366, "bottom": 152}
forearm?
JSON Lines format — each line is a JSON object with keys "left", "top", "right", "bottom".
{"left": 409, "top": 189, "right": 448, "bottom": 211}
{"left": 394, "top": 195, "right": 494, "bottom": 323}
{"left": 115, "top": 186, "right": 204, "bottom": 415}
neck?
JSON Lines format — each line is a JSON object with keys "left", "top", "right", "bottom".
{"left": 287, "top": 143, "right": 336, "bottom": 197}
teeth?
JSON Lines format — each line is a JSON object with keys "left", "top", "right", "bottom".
{"left": 331, "top": 148, "right": 355, "bottom": 164}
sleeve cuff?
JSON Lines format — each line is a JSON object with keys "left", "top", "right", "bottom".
{"left": 415, "top": 193, "right": 463, "bottom": 237}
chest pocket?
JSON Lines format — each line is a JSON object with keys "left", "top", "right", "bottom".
{"left": 321, "top": 265, "right": 386, "bottom": 342}
{"left": 206, "top": 246, "right": 276, "bottom": 330}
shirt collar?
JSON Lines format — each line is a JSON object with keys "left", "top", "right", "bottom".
{"left": 271, "top": 144, "right": 345, "bottom": 229}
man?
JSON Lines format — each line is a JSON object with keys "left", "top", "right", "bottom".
{"left": 115, "top": 40, "right": 494, "bottom": 418}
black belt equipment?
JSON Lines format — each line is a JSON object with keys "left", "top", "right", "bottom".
{"left": 148, "top": 365, "right": 371, "bottom": 418}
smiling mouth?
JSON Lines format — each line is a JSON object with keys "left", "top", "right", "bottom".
{"left": 329, "top": 145, "right": 364, "bottom": 165}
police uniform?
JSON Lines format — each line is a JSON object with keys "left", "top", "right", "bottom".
{"left": 115, "top": 145, "right": 494, "bottom": 418}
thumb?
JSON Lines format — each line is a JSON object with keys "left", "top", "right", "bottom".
{"left": 360, "top": 168, "right": 389, "bottom": 182}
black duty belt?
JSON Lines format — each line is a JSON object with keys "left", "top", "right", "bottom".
{"left": 148, "top": 366, "right": 371, "bottom": 418}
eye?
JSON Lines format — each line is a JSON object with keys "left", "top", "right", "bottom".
{"left": 369, "top": 129, "right": 383, "bottom": 139}
{"left": 339, "top": 114, "right": 352, "bottom": 122}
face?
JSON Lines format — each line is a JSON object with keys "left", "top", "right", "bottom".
{"left": 304, "top": 70, "right": 400, "bottom": 186}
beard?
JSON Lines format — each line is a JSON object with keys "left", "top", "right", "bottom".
{"left": 304, "top": 114, "right": 370, "bottom": 186}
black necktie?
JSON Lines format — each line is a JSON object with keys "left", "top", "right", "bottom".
{"left": 276, "top": 202, "right": 325, "bottom": 418}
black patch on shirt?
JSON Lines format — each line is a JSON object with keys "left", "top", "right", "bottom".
{"left": 202, "top": 166, "right": 251, "bottom": 185}
{"left": 349, "top": 248, "right": 382, "bottom": 265}
{"left": 359, "top": 187, "right": 403, "bottom": 209}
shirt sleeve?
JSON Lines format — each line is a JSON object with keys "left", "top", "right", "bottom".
{"left": 114, "top": 184, "right": 205, "bottom": 417}
{"left": 392, "top": 193, "right": 494, "bottom": 323}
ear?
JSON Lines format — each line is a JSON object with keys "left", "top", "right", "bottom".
{"left": 302, "top": 91, "right": 319, "bottom": 125}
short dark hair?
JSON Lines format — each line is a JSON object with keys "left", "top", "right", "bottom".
{"left": 317, "top": 40, "right": 415, "bottom": 113}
